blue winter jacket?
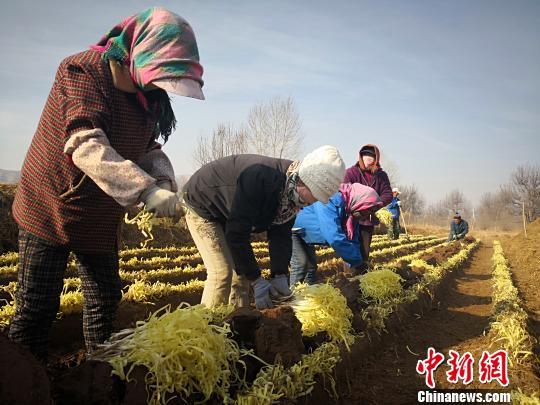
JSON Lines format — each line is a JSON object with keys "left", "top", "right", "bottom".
{"left": 293, "top": 193, "right": 363, "bottom": 267}
{"left": 387, "top": 197, "right": 401, "bottom": 219}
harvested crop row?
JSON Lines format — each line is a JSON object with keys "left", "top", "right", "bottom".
{"left": 489, "top": 241, "right": 538, "bottom": 392}
{"left": 370, "top": 234, "right": 437, "bottom": 250}
{"left": 89, "top": 281, "right": 354, "bottom": 404}
{"left": 385, "top": 240, "right": 449, "bottom": 268}
{"left": 361, "top": 239, "right": 480, "bottom": 332}
{"left": 92, "top": 304, "right": 243, "bottom": 405}
{"left": 0, "top": 279, "right": 206, "bottom": 328}
{"left": 314, "top": 239, "right": 448, "bottom": 280}
{"left": 489, "top": 241, "right": 540, "bottom": 402}
{"left": 369, "top": 237, "right": 447, "bottom": 262}
{"left": 0, "top": 243, "right": 272, "bottom": 268}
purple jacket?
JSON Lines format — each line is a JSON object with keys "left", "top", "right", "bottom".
{"left": 343, "top": 164, "right": 393, "bottom": 226}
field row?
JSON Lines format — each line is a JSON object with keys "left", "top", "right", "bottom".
{"left": 0, "top": 234, "right": 436, "bottom": 267}
{"left": 0, "top": 235, "right": 443, "bottom": 280}
{"left": 0, "top": 238, "right": 458, "bottom": 334}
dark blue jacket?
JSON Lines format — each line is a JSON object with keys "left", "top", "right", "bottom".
{"left": 293, "top": 192, "right": 363, "bottom": 267}
{"left": 448, "top": 220, "right": 469, "bottom": 241}
{"left": 387, "top": 197, "right": 401, "bottom": 219}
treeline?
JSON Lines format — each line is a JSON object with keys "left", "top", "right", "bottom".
{"left": 398, "top": 164, "right": 540, "bottom": 231}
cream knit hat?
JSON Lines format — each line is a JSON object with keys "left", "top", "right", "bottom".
{"left": 298, "top": 145, "right": 345, "bottom": 204}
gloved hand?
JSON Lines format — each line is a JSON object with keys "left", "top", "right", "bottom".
{"left": 397, "top": 201, "right": 402, "bottom": 207}
{"left": 353, "top": 209, "right": 371, "bottom": 220}
{"left": 251, "top": 277, "right": 277, "bottom": 310}
{"left": 139, "top": 184, "right": 179, "bottom": 217}
{"left": 270, "top": 274, "right": 293, "bottom": 297}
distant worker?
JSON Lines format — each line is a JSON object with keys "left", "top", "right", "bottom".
{"left": 343, "top": 144, "right": 393, "bottom": 271}
{"left": 448, "top": 213, "right": 469, "bottom": 241}
{"left": 386, "top": 188, "right": 402, "bottom": 240}
{"left": 290, "top": 183, "right": 383, "bottom": 284}
{"left": 182, "top": 146, "right": 345, "bottom": 310}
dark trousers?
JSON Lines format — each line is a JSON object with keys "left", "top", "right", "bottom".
{"left": 290, "top": 233, "right": 318, "bottom": 285}
{"left": 387, "top": 218, "right": 400, "bottom": 240}
{"left": 358, "top": 225, "right": 374, "bottom": 271}
{"left": 8, "top": 228, "right": 121, "bottom": 360}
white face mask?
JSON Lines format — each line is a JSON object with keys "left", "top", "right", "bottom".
{"left": 362, "top": 155, "right": 375, "bottom": 167}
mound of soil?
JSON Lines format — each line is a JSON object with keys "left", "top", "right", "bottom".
{"left": 226, "top": 306, "right": 307, "bottom": 376}
{"left": 394, "top": 265, "right": 421, "bottom": 288}
{"left": 403, "top": 240, "right": 465, "bottom": 277}
{"left": 418, "top": 240, "right": 464, "bottom": 267}
{"left": 256, "top": 306, "right": 305, "bottom": 367}
{"left": 333, "top": 274, "right": 361, "bottom": 310}
{"left": 53, "top": 360, "right": 121, "bottom": 405}
{"left": 0, "top": 334, "right": 52, "bottom": 405}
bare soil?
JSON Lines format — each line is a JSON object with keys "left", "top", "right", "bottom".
{"left": 2, "top": 229, "right": 538, "bottom": 404}
{"left": 304, "top": 240, "right": 540, "bottom": 404}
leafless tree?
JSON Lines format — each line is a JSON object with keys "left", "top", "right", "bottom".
{"left": 247, "top": 96, "right": 303, "bottom": 159}
{"left": 192, "top": 97, "right": 304, "bottom": 167}
{"left": 476, "top": 190, "right": 517, "bottom": 230}
{"left": 424, "top": 200, "right": 448, "bottom": 226}
{"left": 443, "top": 189, "right": 469, "bottom": 216}
{"left": 397, "top": 184, "right": 425, "bottom": 217}
{"left": 192, "top": 123, "right": 249, "bottom": 167}
{"left": 381, "top": 155, "right": 399, "bottom": 185}
{"left": 424, "top": 189, "right": 471, "bottom": 226}
{"left": 508, "top": 164, "right": 540, "bottom": 222}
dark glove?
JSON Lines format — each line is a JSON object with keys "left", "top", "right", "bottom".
{"left": 251, "top": 277, "right": 277, "bottom": 310}
{"left": 270, "top": 274, "right": 292, "bottom": 297}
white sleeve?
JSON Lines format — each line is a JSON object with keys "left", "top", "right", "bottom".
{"left": 64, "top": 128, "right": 156, "bottom": 207}
{"left": 137, "top": 145, "right": 178, "bottom": 193}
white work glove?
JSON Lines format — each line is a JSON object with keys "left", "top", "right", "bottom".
{"left": 397, "top": 201, "right": 402, "bottom": 207}
{"left": 251, "top": 277, "right": 277, "bottom": 310}
{"left": 139, "top": 184, "right": 178, "bottom": 217}
{"left": 270, "top": 274, "right": 293, "bottom": 297}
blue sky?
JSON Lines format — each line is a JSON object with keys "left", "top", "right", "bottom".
{"left": 1, "top": 0, "right": 539, "bottom": 205}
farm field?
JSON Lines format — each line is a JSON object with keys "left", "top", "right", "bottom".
{"left": 1, "top": 227, "right": 539, "bottom": 404}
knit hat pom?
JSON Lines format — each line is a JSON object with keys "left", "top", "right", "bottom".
{"left": 298, "top": 145, "right": 345, "bottom": 204}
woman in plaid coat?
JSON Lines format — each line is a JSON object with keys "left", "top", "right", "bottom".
{"left": 9, "top": 7, "right": 204, "bottom": 361}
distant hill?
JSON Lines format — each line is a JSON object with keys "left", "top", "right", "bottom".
{"left": 0, "top": 169, "right": 20, "bottom": 184}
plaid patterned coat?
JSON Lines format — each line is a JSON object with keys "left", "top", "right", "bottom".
{"left": 13, "top": 50, "right": 157, "bottom": 252}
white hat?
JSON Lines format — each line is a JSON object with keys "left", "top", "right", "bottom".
{"left": 392, "top": 187, "right": 400, "bottom": 194}
{"left": 298, "top": 145, "right": 345, "bottom": 204}
{"left": 152, "top": 78, "right": 205, "bottom": 100}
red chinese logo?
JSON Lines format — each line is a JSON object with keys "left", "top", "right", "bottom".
{"left": 416, "top": 347, "right": 445, "bottom": 389}
{"left": 416, "top": 349, "right": 509, "bottom": 388}
{"left": 446, "top": 350, "right": 474, "bottom": 384}
{"left": 478, "top": 350, "right": 509, "bottom": 386}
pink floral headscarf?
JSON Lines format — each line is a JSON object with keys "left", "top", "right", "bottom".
{"left": 339, "top": 183, "right": 383, "bottom": 239}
